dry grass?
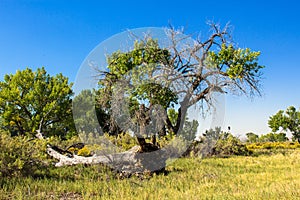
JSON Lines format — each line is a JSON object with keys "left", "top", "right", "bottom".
{"left": 1, "top": 150, "right": 300, "bottom": 200}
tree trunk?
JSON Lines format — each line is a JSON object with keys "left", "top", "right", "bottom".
{"left": 37, "top": 130, "right": 169, "bottom": 174}
{"left": 174, "top": 105, "right": 188, "bottom": 135}
{"left": 46, "top": 143, "right": 171, "bottom": 174}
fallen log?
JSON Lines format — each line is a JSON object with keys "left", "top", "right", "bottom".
{"left": 37, "top": 130, "right": 185, "bottom": 174}
{"left": 46, "top": 143, "right": 177, "bottom": 174}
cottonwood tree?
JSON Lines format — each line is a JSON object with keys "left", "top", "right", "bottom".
{"left": 0, "top": 67, "right": 75, "bottom": 137}
{"left": 268, "top": 106, "right": 300, "bottom": 142}
{"left": 44, "top": 23, "right": 265, "bottom": 172}
{"left": 96, "top": 23, "right": 264, "bottom": 144}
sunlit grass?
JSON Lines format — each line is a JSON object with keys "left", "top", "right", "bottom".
{"left": 1, "top": 150, "right": 300, "bottom": 199}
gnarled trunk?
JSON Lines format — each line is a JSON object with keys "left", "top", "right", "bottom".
{"left": 37, "top": 130, "right": 169, "bottom": 174}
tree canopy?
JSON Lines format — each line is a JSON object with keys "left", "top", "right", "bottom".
{"left": 0, "top": 67, "right": 75, "bottom": 137}
{"left": 268, "top": 106, "right": 300, "bottom": 142}
{"left": 95, "top": 23, "right": 264, "bottom": 141}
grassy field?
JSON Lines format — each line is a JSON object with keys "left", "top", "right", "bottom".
{"left": 1, "top": 150, "right": 300, "bottom": 200}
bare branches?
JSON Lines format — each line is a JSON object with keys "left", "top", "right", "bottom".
{"left": 158, "top": 22, "right": 262, "bottom": 134}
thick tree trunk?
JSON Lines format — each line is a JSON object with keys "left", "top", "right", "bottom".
{"left": 46, "top": 143, "right": 170, "bottom": 173}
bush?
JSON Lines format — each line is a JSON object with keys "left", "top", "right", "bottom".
{"left": 0, "top": 131, "right": 50, "bottom": 177}
{"left": 105, "top": 132, "right": 138, "bottom": 150}
{"left": 211, "top": 133, "right": 251, "bottom": 157}
{"left": 184, "top": 128, "right": 251, "bottom": 158}
{"left": 77, "top": 146, "right": 92, "bottom": 157}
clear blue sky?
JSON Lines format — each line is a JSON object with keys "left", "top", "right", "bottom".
{"left": 1, "top": 0, "right": 300, "bottom": 137}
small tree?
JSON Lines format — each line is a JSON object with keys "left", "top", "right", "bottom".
{"left": 268, "top": 106, "right": 300, "bottom": 142}
{"left": 246, "top": 132, "right": 259, "bottom": 143}
{"left": 0, "top": 67, "right": 75, "bottom": 137}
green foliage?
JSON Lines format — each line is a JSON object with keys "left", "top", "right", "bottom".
{"left": 0, "top": 131, "right": 49, "bottom": 177}
{"left": 106, "top": 39, "right": 170, "bottom": 77}
{"left": 167, "top": 108, "right": 178, "bottom": 126}
{"left": 246, "top": 132, "right": 259, "bottom": 143}
{"left": 77, "top": 146, "right": 92, "bottom": 157}
{"left": 247, "top": 132, "right": 288, "bottom": 143}
{"left": 207, "top": 44, "right": 264, "bottom": 79}
{"left": 0, "top": 67, "right": 75, "bottom": 137}
{"left": 96, "top": 24, "right": 264, "bottom": 140}
{"left": 258, "top": 132, "right": 288, "bottom": 142}
{"left": 97, "top": 39, "right": 178, "bottom": 136}
{"left": 204, "top": 126, "right": 222, "bottom": 141}
{"left": 212, "top": 132, "right": 251, "bottom": 157}
{"left": 132, "top": 82, "right": 178, "bottom": 110}
{"left": 184, "top": 127, "right": 221, "bottom": 158}
{"left": 186, "top": 127, "right": 250, "bottom": 157}
{"left": 104, "top": 132, "right": 138, "bottom": 150}
{"left": 101, "top": 130, "right": 181, "bottom": 152}
{"left": 73, "top": 89, "right": 109, "bottom": 134}
{"left": 268, "top": 106, "right": 300, "bottom": 141}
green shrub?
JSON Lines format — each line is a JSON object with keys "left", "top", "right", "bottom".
{"left": 211, "top": 133, "right": 251, "bottom": 157}
{"left": 77, "top": 146, "right": 92, "bottom": 157}
{"left": 0, "top": 131, "right": 50, "bottom": 177}
{"left": 105, "top": 132, "right": 138, "bottom": 150}
{"left": 184, "top": 129, "right": 251, "bottom": 158}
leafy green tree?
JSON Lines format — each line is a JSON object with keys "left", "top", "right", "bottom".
{"left": 259, "top": 132, "right": 288, "bottom": 142}
{"left": 96, "top": 23, "right": 264, "bottom": 145}
{"left": 0, "top": 67, "right": 75, "bottom": 137}
{"left": 246, "top": 132, "right": 259, "bottom": 143}
{"left": 268, "top": 106, "right": 300, "bottom": 142}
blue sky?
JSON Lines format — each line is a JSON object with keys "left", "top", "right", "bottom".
{"left": 0, "top": 0, "right": 300, "bottom": 137}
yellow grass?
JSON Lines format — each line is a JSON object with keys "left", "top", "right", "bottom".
{"left": 1, "top": 150, "right": 300, "bottom": 199}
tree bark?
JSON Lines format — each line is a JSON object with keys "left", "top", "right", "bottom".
{"left": 46, "top": 143, "right": 172, "bottom": 173}
{"left": 37, "top": 130, "right": 168, "bottom": 174}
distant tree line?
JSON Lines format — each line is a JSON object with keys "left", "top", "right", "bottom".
{"left": 246, "top": 132, "right": 288, "bottom": 143}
